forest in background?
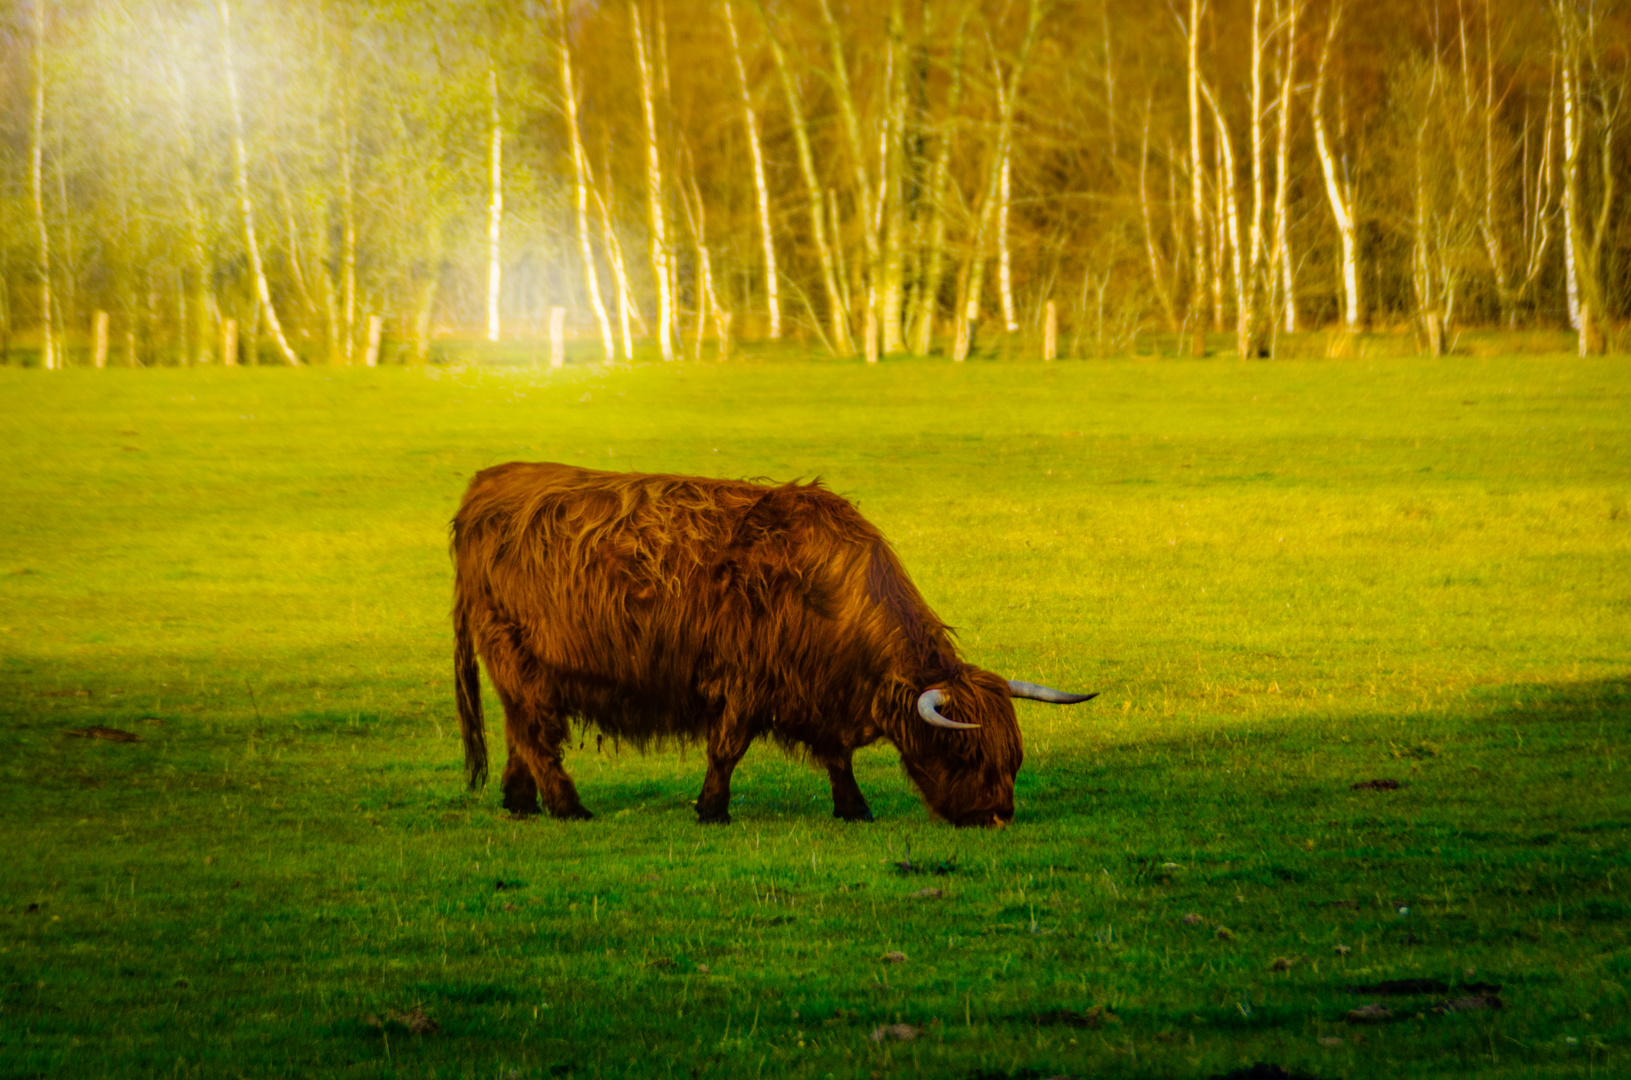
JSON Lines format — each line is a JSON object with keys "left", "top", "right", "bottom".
{"left": 0, "top": 0, "right": 1626, "bottom": 368}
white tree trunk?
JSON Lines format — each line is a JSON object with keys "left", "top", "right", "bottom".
{"left": 1560, "top": 56, "right": 1581, "bottom": 329}
{"left": 486, "top": 65, "right": 502, "bottom": 343}
{"left": 168, "top": 62, "right": 211, "bottom": 366}
{"left": 877, "top": 0, "right": 908, "bottom": 354}
{"left": 954, "top": 2, "right": 1040, "bottom": 362}
{"left": 558, "top": 10, "right": 616, "bottom": 363}
{"left": 218, "top": 0, "right": 301, "bottom": 366}
{"left": 1411, "top": 92, "right": 1439, "bottom": 355}
{"left": 1272, "top": 0, "right": 1299, "bottom": 335}
{"left": 1312, "top": 6, "right": 1360, "bottom": 333}
{"left": 590, "top": 162, "right": 639, "bottom": 361}
{"left": 1514, "top": 63, "right": 1558, "bottom": 306}
{"left": 1186, "top": 0, "right": 1208, "bottom": 355}
{"left": 998, "top": 151, "right": 1017, "bottom": 332}
{"left": 1198, "top": 80, "right": 1245, "bottom": 355}
{"left": 1477, "top": 0, "right": 1511, "bottom": 319}
{"left": 32, "top": 0, "right": 54, "bottom": 371}
{"left": 1212, "top": 129, "right": 1228, "bottom": 329}
{"left": 341, "top": 115, "right": 356, "bottom": 363}
{"left": 631, "top": 3, "right": 676, "bottom": 361}
{"left": 817, "top": 0, "right": 882, "bottom": 351}
{"left": 1241, "top": 0, "right": 1266, "bottom": 358}
{"left": 678, "top": 163, "right": 728, "bottom": 360}
{"left": 722, "top": 0, "right": 780, "bottom": 340}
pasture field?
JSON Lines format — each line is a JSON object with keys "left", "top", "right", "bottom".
{"left": 1, "top": 351, "right": 1628, "bottom": 1080}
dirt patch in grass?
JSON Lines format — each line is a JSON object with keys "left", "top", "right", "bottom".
{"left": 65, "top": 726, "right": 141, "bottom": 742}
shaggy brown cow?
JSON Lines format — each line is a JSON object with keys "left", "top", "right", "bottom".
{"left": 452, "top": 462, "right": 1093, "bottom": 827}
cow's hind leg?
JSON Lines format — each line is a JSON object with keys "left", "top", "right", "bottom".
{"left": 482, "top": 633, "right": 592, "bottom": 821}
{"left": 695, "top": 709, "right": 756, "bottom": 825}
{"left": 499, "top": 688, "right": 592, "bottom": 820}
{"left": 818, "top": 749, "right": 874, "bottom": 823}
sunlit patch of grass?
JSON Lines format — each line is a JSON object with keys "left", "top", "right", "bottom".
{"left": 1, "top": 354, "right": 1628, "bottom": 1078}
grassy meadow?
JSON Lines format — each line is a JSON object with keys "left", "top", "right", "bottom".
{"left": 1, "top": 350, "right": 1627, "bottom": 1079}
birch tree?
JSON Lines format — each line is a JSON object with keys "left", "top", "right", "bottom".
{"left": 486, "top": 64, "right": 502, "bottom": 343}
{"left": 997, "top": 152, "right": 1017, "bottom": 332}
{"left": 631, "top": 1, "right": 676, "bottom": 361}
{"left": 218, "top": 0, "right": 300, "bottom": 365}
{"left": 1185, "top": 0, "right": 1209, "bottom": 354}
{"left": 1242, "top": 0, "right": 1268, "bottom": 358}
{"left": 1554, "top": 0, "right": 1622, "bottom": 354}
{"left": 31, "top": 0, "right": 55, "bottom": 369}
{"left": 1197, "top": 78, "right": 1245, "bottom": 356}
{"left": 880, "top": 0, "right": 909, "bottom": 353}
{"left": 1312, "top": 2, "right": 1361, "bottom": 336}
{"left": 953, "top": 1, "right": 1040, "bottom": 362}
{"left": 558, "top": 0, "right": 616, "bottom": 362}
{"left": 1269, "top": 0, "right": 1301, "bottom": 336}
{"left": 721, "top": 0, "right": 780, "bottom": 339}
{"left": 754, "top": 0, "right": 853, "bottom": 354}
{"left": 908, "top": 1, "right": 973, "bottom": 355}
{"left": 817, "top": 0, "right": 885, "bottom": 357}
{"left": 591, "top": 144, "right": 641, "bottom": 360}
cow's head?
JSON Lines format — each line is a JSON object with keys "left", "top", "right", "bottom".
{"left": 897, "top": 668, "right": 1095, "bottom": 828}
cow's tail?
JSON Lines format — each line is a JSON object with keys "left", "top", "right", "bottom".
{"left": 454, "top": 603, "right": 488, "bottom": 790}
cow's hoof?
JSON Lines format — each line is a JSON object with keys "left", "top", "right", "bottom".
{"left": 696, "top": 811, "right": 732, "bottom": 825}
{"left": 835, "top": 808, "right": 874, "bottom": 823}
{"left": 549, "top": 805, "right": 595, "bottom": 821}
{"left": 503, "top": 796, "right": 542, "bottom": 818}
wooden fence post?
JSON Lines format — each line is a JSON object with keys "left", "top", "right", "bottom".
{"left": 1043, "top": 300, "right": 1057, "bottom": 361}
{"left": 221, "top": 319, "right": 238, "bottom": 367}
{"left": 93, "top": 311, "right": 109, "bottom": 369}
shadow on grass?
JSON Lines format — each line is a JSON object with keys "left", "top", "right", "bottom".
{"left": 1020, "top": 676, "right": 1631, "bottom": 826}
{"left": 1468, "top": 676, "right": 1631, "bottom": 727}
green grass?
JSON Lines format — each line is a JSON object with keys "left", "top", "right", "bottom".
{"left": 1, "top": 352, "right": 1627, "bottom": 1079}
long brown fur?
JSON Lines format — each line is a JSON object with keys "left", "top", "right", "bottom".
{"left": 451, "top": 461, "right": 1027, "bottom": 826}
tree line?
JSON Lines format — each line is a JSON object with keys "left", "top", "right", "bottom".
{"left": 0, "top": 0, "right": 1626, "bottom": 368}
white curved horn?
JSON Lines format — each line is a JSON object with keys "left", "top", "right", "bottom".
{"left": 917, "top": 688, "right": 980, "bottom": 730}
{"left": 1007, "top": 680, "right": 1098, "bottom": 705}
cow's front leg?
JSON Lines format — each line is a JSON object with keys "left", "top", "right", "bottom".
{"left": 500, "top": 736, "right": 541, "bottom": 817}
{"left": 696, "top": 710, "right": 755, "bottom": 825}
{"left": 819, "top": 750, "right": 874, "bottom": 822}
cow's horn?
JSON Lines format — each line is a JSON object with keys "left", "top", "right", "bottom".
{"left": 1007, "top": 680, "right": 1098, "bottom": 705}
{"left": 917, "top": 688, "right": 980, "bottom": 730}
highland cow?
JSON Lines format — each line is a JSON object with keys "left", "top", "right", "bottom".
{"left": 452, "top": 462, "right": 1093, "bottom": 827}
